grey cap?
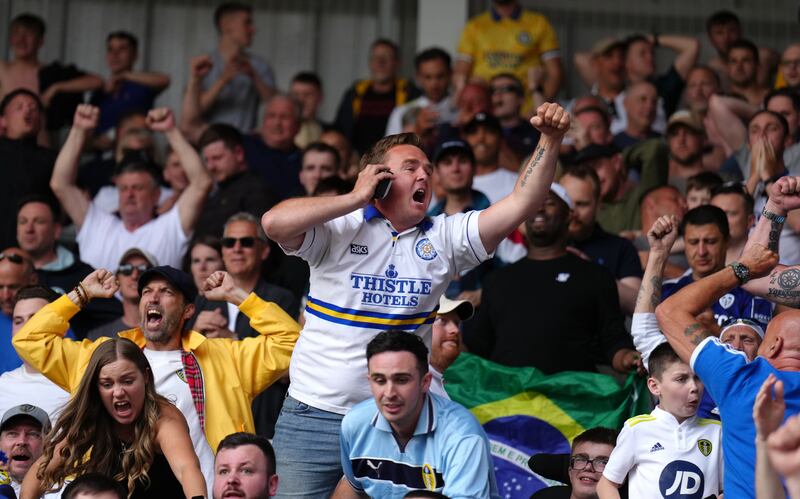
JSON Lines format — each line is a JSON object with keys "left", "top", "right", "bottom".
{"left": 0, "top": 404, "right": 51, "bottom": 433}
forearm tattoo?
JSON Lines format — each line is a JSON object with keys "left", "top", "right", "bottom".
{"left": 768, "top": 218, "right": 783, "bottom": 252}
{"left": 520, "top": 146, "right": 545, "bottom": 187}
{"left": 767, "top": 268, "right": 800, "bottom": 307}
{"left": 634, "top": 275, "right": 662, "bottom": 311}
{"left": 684, "top": 323, "right": 712, "bottom": 346}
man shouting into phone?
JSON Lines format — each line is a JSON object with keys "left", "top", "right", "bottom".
{"left": 261, "top": 102, "right": 570, "bottom": 497}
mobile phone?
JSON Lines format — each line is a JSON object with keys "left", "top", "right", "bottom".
{"left": 373, "top": 178, "right": 392, "bottom": 199}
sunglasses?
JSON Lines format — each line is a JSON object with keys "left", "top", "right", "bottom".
{"left": 118, "top": 263, "right": 151, "bottom": 276}
{"left": 222, "top": 237, "right": 257, "bottom": 248}
{"left": 0, "top": 253, "right": 26, "bottom": 265}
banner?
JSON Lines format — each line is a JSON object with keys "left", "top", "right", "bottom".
{"left": 445, "top": 353, "right": 651, "bottom": 498}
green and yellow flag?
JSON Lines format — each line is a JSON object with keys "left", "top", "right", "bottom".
{"left": 445, "top": 353, "right": 651, "bottom": 498}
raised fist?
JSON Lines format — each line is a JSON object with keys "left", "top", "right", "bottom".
{"left": 530, "top": 103, "right": 570, "bottom": 140}
{"left": 768, "top": 176, "right": 800, "bottom": 214}
{"left": 647, "top": 215, "right": 680, "bottom": 255}
{"left": 145, "top": 108, "right": 175, "bottom": 132}
{"left": 190, "top": 55, "right": 213, "bottom": 80}
{"left": 73, "top": 104, "right": 99, "bottom": 131}
{"left": 80, "top": 268, "right": 119, "bottom": 299}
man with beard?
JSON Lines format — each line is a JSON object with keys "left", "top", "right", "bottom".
{"left": 559, "top": 165, "right": 642, "bottom": 315}
{"left": 463, "top": 184, "right": 639, "bottom": 374}
{"left": 213, "top": 433, "right": 279, "bottom": 499}
{"left": 13, "top": 267, "right": 300, "bottom": 492}
{"left": 0, "top": 404, "right": 50, "bottom": 498}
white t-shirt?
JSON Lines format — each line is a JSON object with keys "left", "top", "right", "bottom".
{"left": 76, "top": 202, "right": 190, "bottom": 271}
{"left": 472, "top": 168, "right": 518, "bottom": 205}
{"left": 0, "top": 366, "right": 70, "bottom": 424}
{"left": 603, "top": 406, "right": 724, "bottom": 499}
{"left": 143, "top": 349, "right": 215, "bottom": 496}
{"left": 283, "top": 207, "right": 491, "bottom": 414}
{"left": 93, "top": 185, "right": 175, "bottom": 214}
{"left": 384, "top": 95, "right": 458, "bottom": 136}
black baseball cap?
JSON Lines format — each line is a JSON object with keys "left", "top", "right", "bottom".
{"left": 138, "top": 265, "right": 198, "bottom": 303}
{"left": 463, "top": 112, "right": 502, "bottom": 135}
{"left": 433, "top": 140, "right": 475, "bottom": 165}
{"left": 574, "top": 143, "right": 620, "bottom": 164}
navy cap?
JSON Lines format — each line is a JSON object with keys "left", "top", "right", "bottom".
{"left": 138, "top": 265, "right": 198, "bottom": 303}
{"left": 433, "top": 140, "right": 475, "bottom": 165}
{"left": 463, "top": 112, "right": 502, "bottom": 135}
{"left": 574, "top": 143, "right": 620, "bottom": 164}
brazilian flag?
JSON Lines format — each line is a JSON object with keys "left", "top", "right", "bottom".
{"left": 445, "top": 353, "right": 651, "bottom": 498}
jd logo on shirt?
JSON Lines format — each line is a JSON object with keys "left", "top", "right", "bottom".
{"left": 659, "top": 460, "right": 704, "bottom": 498}
{"left": 350, "top": 244, "right": 369, "bottom": 255}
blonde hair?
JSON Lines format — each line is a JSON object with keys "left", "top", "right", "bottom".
{"left": 38, "top": 339, "right": 168, "bottom": 497}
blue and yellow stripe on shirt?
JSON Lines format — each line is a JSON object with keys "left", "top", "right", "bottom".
{"left": 306, "top": 296, "right": 437, "bottom": 330}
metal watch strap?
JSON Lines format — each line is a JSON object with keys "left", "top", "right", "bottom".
{"left": 762, "top": 207, "right": 787, "bottom": 224}
{"left": 730, "top": 261, "right": 750, "bottom": 284}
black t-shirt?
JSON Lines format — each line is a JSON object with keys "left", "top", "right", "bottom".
{"left": 0, "top": 137, "right": 55, "bottom": 250}
{"left": 653, "top": 65, "right": 685, "bottom": 117}
{"left": 39, "top": 62, "right": 87, "bottom": 131}
{"left": 463, "top": 254, "right": 632, "bottom": 373}
{"left": 573, "top": 223, "right": 643, "bottom": 281}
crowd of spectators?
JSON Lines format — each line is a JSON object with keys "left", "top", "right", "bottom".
{"left": 5, "top": 0, "right": 800, "bottom": 497}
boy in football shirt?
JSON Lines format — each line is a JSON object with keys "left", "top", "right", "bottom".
{"left": 596, "top": 343, "right": 723, "bottom": 498}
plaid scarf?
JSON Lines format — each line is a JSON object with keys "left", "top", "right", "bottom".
{"left": 180, "top": 350, "right": 205, "bottom": 431}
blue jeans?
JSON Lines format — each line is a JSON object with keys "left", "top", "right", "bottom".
{"left": 272, "top": 396, "right": 345, "bottom": 498}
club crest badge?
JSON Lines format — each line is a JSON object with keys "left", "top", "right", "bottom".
{"left": 415, "top": 238, "right": 437, "bottom": 261}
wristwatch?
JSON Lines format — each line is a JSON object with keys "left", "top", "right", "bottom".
{"left": 762, "top": 207, "right": 787, "bottom": 224}
{"left": 730, "top": 261, "right": 751, "bottom": 284}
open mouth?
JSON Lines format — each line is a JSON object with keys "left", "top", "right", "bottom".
{"left": 114, "top": 401, "right": 133, "bottom": 416}
{"left": 412, "top": 189, "right": 426, "bottom": 203}
{"left": 146, "top": 309, "right": 163, "bottom": 328}
{"left": 10, "top": 453, "right": 30, "bottom": 462}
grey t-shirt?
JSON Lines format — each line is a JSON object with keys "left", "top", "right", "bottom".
{"left": 201, "top": 49, "right": 275, "bottom": 132}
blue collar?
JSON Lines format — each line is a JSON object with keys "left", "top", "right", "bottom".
{"left": 372, "top": 394, "right": 436, "bottom": 436}
{"left": 491, "top": 4, "right": 521, "bottom": 21}
{"left": 364, "top": 205, "right": 434, "bottom": 232}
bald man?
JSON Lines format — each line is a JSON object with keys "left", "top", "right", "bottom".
{"left": 780, "top": 43, "right": 800, "bottom": 92}
{"left": 0, "top": 248, "right": 36, "bottom": 373}
{"left": 655, "top": 175, "right": 800, "bottom": 499}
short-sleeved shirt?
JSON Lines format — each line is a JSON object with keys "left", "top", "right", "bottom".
{"left": 661, "top": 269, "right": 774, "bottom": 329}
{"left": 282, "top": 206, "right": 491, "bottom": 414}
{"left": 0, "top": 366, "right": 70, "bottom": 424}
{"left": 90, "top": 81, "right": 157, "bottom": 134}
{"left": 691, "top": 337, "right": 800, "bottom": 499}
{"left": 76, "top": 202, "right": 190, "bottom": 271}
{"left": 457, "top": 7, "right": 559, "bottom": 85}
{"left": 340, "top": 392, "right": 500, "bottom": 498}
{"left": 201, "top": 50, "right": 275, "bottom": 132}
{"left": 603, "top": 407, "right": 723, "bottom": 499}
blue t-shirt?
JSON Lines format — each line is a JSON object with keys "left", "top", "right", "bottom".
{"left": 692, "top": 337, "right": 800, "bottom": 499}
{"left": 662, "top": 269, "right": 774, "bottom": 328}
{"left": 90, "top": 80, "right": 157, "bottom": 134}
{"left": 340, "top": 392, "right": 500, "bottom": 498}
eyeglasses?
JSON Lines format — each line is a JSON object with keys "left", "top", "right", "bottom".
{"left": 490, "top": 84, "right": 523, "bottom": 96}
{"left": 118, "top": 263, "right": 151, "bottom": 276}
{"left": 0, "top": 253, "right": 26, "bottom": 265}
{"left": 221, "top": 237, "right": 257, "bottom": 248}
{"left": 570, "top": 455, "right": 608, "bottom": 472}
